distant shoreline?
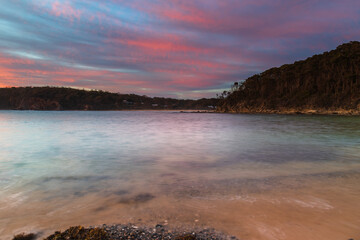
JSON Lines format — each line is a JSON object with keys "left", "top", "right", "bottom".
{"left": 0, "top": 109, "right": 216, "bottom": 113}
{"left": 2, "top": 108, "right": 359, "bottom": 116}
{"left": 0, "top": 87, "right": 219, "bottom": 111}
{"left": 216, "top": 108, "right": 360, "bottom": 116}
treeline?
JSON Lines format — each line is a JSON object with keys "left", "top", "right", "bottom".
{"left": 0, "top": 87, "right": 218, "bottom": 110}
{"left": 217, "top": 41, "right": 360, "bottom": 114}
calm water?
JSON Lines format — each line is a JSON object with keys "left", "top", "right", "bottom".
{"left": 1, "top": 111, "right": 360, "bottom": 239}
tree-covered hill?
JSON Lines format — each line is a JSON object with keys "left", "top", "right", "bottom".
{"left": 0, "top": 87, "right": 218, "bottom": 110}
{"left": 217, "top": 41, "right": 360, "bottom": 114}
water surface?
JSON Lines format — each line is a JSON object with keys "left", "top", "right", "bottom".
{"left": 1, "top": 111, "right": 360, "bottom": 239}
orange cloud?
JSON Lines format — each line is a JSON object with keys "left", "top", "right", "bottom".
{"left": 0, "top": 52, "right": 147, "bottom": 90}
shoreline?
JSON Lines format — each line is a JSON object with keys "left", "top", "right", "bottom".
{"left": 13, "top": 224, "right": 238, "bottom": 240}
{"left": 216, "top": 108, "right": 360, "bottom": 116}
{"left": 1, "top": 108, "right": 360, "bottom": 115}
{"left": 0, "top": 109, "right": 215, "bottom": 112}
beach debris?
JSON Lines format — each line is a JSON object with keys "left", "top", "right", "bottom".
{"left": 44, "top": 226, "right": 109, "bottom": 240}
{"left": 12, "top": 233, "right": 36, "bottom": 240}
{"left": 40, "top": 224, "right": 237, "bottom": 240}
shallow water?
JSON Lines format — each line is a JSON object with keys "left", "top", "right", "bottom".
{"left": 0, "top": 111, "right": 360, "bottom": 239}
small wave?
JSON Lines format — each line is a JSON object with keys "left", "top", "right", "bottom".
{"left": 284, "top": 197, "right": 334, "bottom": 210}
{"left": 191, "top": 194, "right": 257, "bottom": 203}
{"left": 256, "top": 223, "right": 286, "bottom": 240}
{"left": 0, "top": 192, "right": 28, "bottom": 209}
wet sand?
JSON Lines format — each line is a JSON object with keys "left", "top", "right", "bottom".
{"left": 3, "top": 170, "right": 360, "bottom": 240}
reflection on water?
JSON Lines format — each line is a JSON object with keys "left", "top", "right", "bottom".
{"left": 0, "top": 111, "right": 360, "bottom": 239}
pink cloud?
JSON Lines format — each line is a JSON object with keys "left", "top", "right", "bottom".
{"left": 51, "top": 1, "right": 82, "bottom": 22}
{"left": 2, "top": 0, "right": 360, "bottom": 98}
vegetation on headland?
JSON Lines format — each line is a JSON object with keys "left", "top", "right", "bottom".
{"left": 0, "top": 87, "right": 218, "bottom": 111}
{"left": 217, "top": 41, "right": 360, "bottom": 114}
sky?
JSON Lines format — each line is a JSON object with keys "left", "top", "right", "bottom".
{"left": 0, "top": 0, "right": 359, "bottom": 98}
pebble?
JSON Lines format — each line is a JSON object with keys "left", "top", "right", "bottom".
{"left": 101, "top": 223, "right": 238, "bottom": 240}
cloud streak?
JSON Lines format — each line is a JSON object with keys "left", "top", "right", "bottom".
{"left": 0, "top": 0, "right": 359, "bottom": 98}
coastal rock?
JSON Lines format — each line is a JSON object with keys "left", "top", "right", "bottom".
{"left": 12, "top": 233, "right": 36, "bottom": 240}
{"left": 24, "top": 224, "right": 238, "bottom": 240}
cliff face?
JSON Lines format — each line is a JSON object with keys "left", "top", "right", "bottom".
{"left": 217, "top": 41, "right": 360, "bottom": 115}
{"left": 0, "top": 87, "right": 218, "bottom": 110}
